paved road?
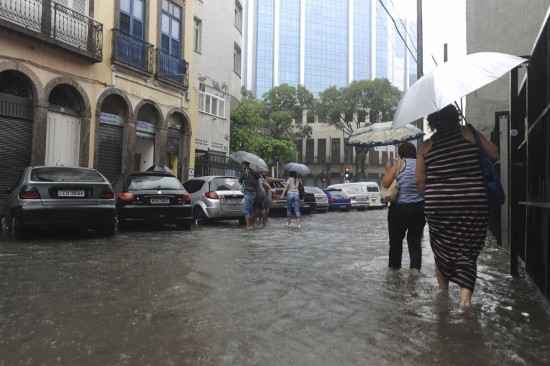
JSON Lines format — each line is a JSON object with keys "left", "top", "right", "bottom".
{"left": 1, "top": 210, "right": 550, "bottom": 366}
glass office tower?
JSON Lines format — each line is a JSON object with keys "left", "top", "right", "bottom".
{"left": 245, "top": 0, "right": 417, "bottom": 96}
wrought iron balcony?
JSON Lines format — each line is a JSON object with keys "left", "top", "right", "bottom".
{"left": 0, "top": 0, "right": 103, "bottom": 62}
{"left": 156, "top": 49, "right": 188, "bottom": 89}
{"left": 112, "top": 29, "right": 154, "bottom": 75}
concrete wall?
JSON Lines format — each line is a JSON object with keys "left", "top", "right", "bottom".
{"left": 466, "top": 0, "right": 549, "bottom": 135}
{"left": 191, "top": 0, "right": 243, "bottom": 156}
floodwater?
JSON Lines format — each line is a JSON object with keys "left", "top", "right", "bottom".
{"left": 1, "top": 210, "right": 549, "bottom": 366}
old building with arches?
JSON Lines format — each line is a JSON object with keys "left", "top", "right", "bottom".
{"left": 0, "top": 0, "right": 196, "bottom": 191}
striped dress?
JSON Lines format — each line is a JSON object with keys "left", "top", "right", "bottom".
{"left": 424, "top": 128, "right": 489, "bottom": 291}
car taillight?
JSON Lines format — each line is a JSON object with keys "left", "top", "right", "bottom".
{"left": 118, "top": 192, "right": 135, "bottom": 203}
{"left": 19, "top": 187, "right": 41, "bottom": 200}
{"left": 101, "top": 191, "right": 115, "bottom": 199}
{"left": 205, "top": 191, "right": 219, "bottom": 200}
{"left": 176, "top": 194, "right": 192, "bottom": 204}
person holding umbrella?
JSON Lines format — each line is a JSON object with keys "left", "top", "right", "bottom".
{"left": 281, "top": 171, "right": 303, "bottom": 228}
{"left": 416, "top": 104, "right": 497, "bottom": 307}
{"left": 239, "top": 161, "right": 260, "bottom": 229}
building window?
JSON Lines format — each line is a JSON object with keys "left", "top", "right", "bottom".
{"left": 193, "top": 17, "right": 202, "bottom": 53}
{"left": 199, "top": 83, "right": 226, "bottom": 119}
{"left": 307, "top": 110, "right": 315, "bottom": 124}
{"left": 331, "top": 138, "right": 341, "bottom": 163}
{"left": 234, "top": 0, "right": 243, "bottom": 32}
{"left": 305, "top": 139, "right": 314, "bottom": 163}
{"left": 318, "top": 139, "right": 326, "bottom": 163}
{"left": 296, "top": 139, "right": 303, "bottom": 161}
{"left": 234, "top": 43, "right": 242, "bottom": 77}
{"left": 119, "top": 0, "right": 145, "bottom": 39}
{"left": 160, "top": 0, "right": 182, "bottom": 57}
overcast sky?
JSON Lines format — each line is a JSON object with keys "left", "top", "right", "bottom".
{"left": 422, "top": 0, "right": 467, "bottom": 72}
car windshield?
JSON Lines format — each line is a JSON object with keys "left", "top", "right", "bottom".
{"left": 210, "top": 177, "right": 241, "bottom": 191}
{"left": 306, "top": 187, "right": 324, "bottom": 194}
{"left": 128, "top": 175, "right": 183, "bottom": 190}
{"left": 366, "top": 185, "right": 379, "bottom": 192}
{"left": 343, "top": 185, "right": 363, "bottom": 194}
{"left": 31, "top": 167, "right": 105, "bottom": 182}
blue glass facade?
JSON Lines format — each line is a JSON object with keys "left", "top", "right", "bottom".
{"left": 256, "top": 0, "right": 274, "bottom": 97}
{"left": 376, "top": 1, "right": 389, "bottom": 80}
{"left": 304, "top": 0, "right": 348, "bottom": 94}
{"left": 354, "top": 0, "right": 371, "bottom": 81}
{"left": 279, "top": 0, "right": 300, "bottom": 86}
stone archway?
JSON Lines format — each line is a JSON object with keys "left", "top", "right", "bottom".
{"left": 44, "top": 77, "right": 92, "bottom": 167}
{"left": 165, "top": 108, "right": 192, "bottom": 180}
{"left": 0, "top": 68, "right": 38, "bottom": 203}
{"left": 95, "top": 88, "right": 133, "bottom": 185}
{"left": 134, "top": 100, "right": 163, "bottom": 171}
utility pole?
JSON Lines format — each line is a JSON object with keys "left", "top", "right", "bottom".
{"left": 417, "top": 0, "right": 423, "bottom": 78}
{"left": 444, "top": 43, "right": 448, "bottom": 62}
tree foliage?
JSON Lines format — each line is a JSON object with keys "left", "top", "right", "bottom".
{"left": 231, "top": 85, "right": 314, "bottom": 166}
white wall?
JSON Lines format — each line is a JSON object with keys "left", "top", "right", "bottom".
{"left": 192, "top": 0, "right": 244, "bottom": 155}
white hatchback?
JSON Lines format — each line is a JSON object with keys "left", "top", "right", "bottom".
{"left": 356, "top": 182, "right": 386, "bottom": 209}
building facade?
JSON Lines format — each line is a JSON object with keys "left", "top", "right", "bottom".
{"left": 467, "top": 0, "right": 550, "bottom": 300}
{"left": 0, "top": 0, "right": 194, "bottom": 202}
{"left": 191, "top": 0, "right": 244, "bottom": 177}
{"left": 244, "top": 0, "right": 417, "bottom": 97}
{"left": 243, "top": 0, "right": 415, "bottom": 183}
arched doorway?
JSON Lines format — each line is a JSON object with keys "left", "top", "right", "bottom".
{"left": 135, "top": 102, "right": 161, "bottom": 172}
{"left": 0, "top": 71, "right": 35, "bottom": 203}
{"left": 96, "top": 91, "right": 130, "bottom": 185}
{"left": 166, "top": 111, "right": 190, "bottom": 179}
{"left": 46, "top": 84, "right": 86, "bottom": 167}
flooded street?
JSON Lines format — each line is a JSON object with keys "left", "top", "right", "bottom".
{"left": 1, "top": 210, "right": 549, "bottom": 366}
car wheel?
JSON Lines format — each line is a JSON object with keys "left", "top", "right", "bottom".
{"left": 97, "top": 216, "right": 118, "bottom": 237}
{"left": 193, "top": 207, "right": 207, "bottom": 225}
{"left": 0, "top": 216, "right": 7, "bottom": 234}
{"left": 10, "top": 215, "right": 26, "bottom": 240}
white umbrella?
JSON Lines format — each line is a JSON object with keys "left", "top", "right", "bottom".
{"left": 393, "top": 52, "right": 527, "bottom": 127}
{"left": 284, "top": 162, "right": 311, "bottom": 176}
{"left": 348, "top": 122, "right": 423, "bottom": 148}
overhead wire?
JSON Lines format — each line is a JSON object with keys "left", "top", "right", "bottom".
{"left": 386, "top": 0, "right": 419, "bottom": 53}
{"left": 376, "top": 0, "right": 418, "bottom": 62}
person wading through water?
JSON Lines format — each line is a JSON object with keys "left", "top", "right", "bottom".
{"left": 239, "top": 162, "right": 260, "bottom": 229}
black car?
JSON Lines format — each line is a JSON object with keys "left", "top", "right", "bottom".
{"left": 117, "top": 172, "right": 192, "bottom": 229}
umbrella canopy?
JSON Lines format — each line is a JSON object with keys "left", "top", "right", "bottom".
{"left": 393, "top": 52, "right": 527, "bottom": 127}
{"left": 348, "top": 122, "right": 424, "bottom": 148}
{"left": 230, "top": 151, "right": 269, "bottom": 173}
{"left": 284, "top": 162, "right": 311, "bottom": 176}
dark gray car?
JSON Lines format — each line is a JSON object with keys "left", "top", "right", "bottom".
{"left": 0, "top": 166, "right": 117, "bottom": 239}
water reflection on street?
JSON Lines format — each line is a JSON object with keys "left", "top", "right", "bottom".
{"left": 1, "top": 210, "right": 549, "bottom": 365}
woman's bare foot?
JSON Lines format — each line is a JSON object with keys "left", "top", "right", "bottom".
{"left": 459, "top": 288, "right": 473, "bottom": 307}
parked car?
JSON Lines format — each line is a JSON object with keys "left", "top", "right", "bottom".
{"left": 324, "top": 188, "right": 352, "bottom": 211}
{"left": 304, "top": 186, "right": 329, "bottom": 213}
{"left": 328, "top": 183, "right": 370, "bottom": 210}
{"left": 183, "top": 176, "right": 244, "bottom": 224}
{"left": 356, "top": 181, "right": 386, "bottom": 209}
{"left": 267, "top": 178, "right": 312, "bottom": 216}
{"left": 0, "top": 166, "right": 117, "bottom": 239}
{"left": 117, "top": 171, "right": 192, "bottom": 229}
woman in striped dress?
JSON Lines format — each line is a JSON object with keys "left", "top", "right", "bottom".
{"left": 416, "top": 105, "right": 497, "bottom": 307}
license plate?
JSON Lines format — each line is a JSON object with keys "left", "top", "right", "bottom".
{"left": 150, "top": 198, "right": 170, "bottom": 205}
{"left": 58, "top": 190, "right": 85, "bottom": 198}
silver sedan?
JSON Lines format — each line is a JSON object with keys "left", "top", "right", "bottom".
{"left": 183, "top": 176, "right": 245, "bottom": 224}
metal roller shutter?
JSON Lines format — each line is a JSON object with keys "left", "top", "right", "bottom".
{"left": 96, "top": 123, "right": 123, "bottom": 185}
{"left": 0, "top": 116, "right": 33, "bottom": 203}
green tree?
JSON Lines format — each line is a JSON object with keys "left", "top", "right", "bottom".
{"left": 316, "top": 79, "right": 401, "bottom": 178}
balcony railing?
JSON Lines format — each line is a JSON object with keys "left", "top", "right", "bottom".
{"left": 112, "top": 29, "right": 154, "bottom": 74}
{"left": 0, "top": 0, "right": 103, "bottom": 62}
{"left": 156, "top": 49, "right": 188, "bottom": 89}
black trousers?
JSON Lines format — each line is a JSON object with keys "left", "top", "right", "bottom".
{"left": 388, "top": 202, "right": 426, "bottom": 270}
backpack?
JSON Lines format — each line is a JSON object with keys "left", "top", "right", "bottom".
{"left": 472, "top": 128, "right": 505, "bottom": 208}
